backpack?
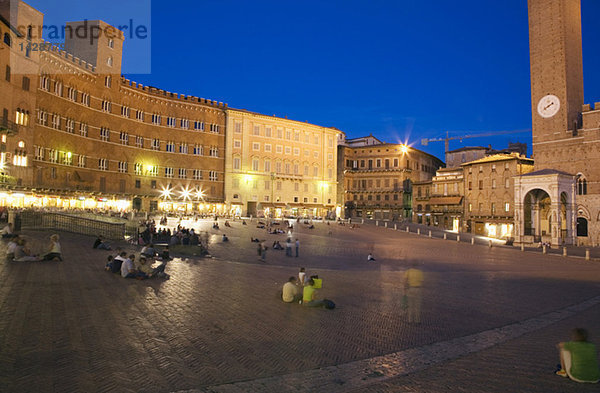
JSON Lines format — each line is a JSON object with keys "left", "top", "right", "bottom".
{"left": 323, "top": 299, "right": 335, "bottom": 309}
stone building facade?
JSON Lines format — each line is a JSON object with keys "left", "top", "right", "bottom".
{"left": 1, "top": 1, "right": 227, "bottom": 213}
{"left": 426, "top": 167, "right": 464, "bottom": 231}
{"left": 224, "top": 109, "right": 342, "bottom": 218}
{"left": 339, "top": 137, "right": 443, "bottom": 220}
{"left": 412, "top": 180, "right": 432, "bottom": 225}
{"left": 463, "top": 154, "right": 534, "bottom": 239}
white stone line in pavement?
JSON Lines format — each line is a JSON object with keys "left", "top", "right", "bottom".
{"left": 175, "top": 295, "right": 600, "bottom": 393}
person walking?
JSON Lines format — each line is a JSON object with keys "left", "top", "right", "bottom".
{"left": 403, "top": 262, "right": 424, "bottom": 323}
{"left": 295, "top": 238, "right": 300, "bottom": 257}
{"left": 261, "top": 242, "right": 267, "bottom": 262}
{"left": 285, "top": 238, "right": 292, "bottom": 257}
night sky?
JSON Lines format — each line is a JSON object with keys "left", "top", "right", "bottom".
{"left": 29, "top": 0, "right": 600, "bottom": 161}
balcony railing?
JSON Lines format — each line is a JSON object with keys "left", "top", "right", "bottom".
{"left": 0, "top": 117, "right": 19, "bottom": 135}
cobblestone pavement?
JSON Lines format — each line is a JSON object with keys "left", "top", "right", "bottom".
{"left": 0, "top": 218, "right": 599, "bottom": 393}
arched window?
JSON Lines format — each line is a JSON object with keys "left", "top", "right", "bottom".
{"left": 3, "top": 33, "right": 10, "bottom": 46}
{"left": 577, "top": 174, "right": 587, "bottom": 195}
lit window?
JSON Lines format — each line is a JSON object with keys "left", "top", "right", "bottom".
{"left": 98, "top": 158, "right": 108, "bottom": 171}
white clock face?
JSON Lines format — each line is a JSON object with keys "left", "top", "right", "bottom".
{"left": 537, "top": 94, "right": 560, "bottom": 118}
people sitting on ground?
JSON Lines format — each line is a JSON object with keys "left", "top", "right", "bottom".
{"left": 282, "top": 276, "right": 301, "bottom": 303}
{"left": 368, "top": 253, "right": 376, "bottom": 262}
{"left": 159, "top": 246, "right": 172, "bottom": 261}
{"left": 213, "top": 223, "right": 219, "bottom": 230}
{"left": 273, "top": 240, "right": 284, "bottom": 250}
{"left": 556, "top": 328, "right": 600, "bottom": 383}
{"left": 93, "top": 235, "right": 111, "bottom": 250}
{"left": 14, "top": 238, "right": 42, "bottom": 262}
{"left": 137, "top": 256, "right": 170, "bottom": 279}
{"left": 6, "top": 235, "right": 19, "bottom": 260}
{"left": 42, "top": 234, "right": 62, "bottom": 261}
{"left": 224, "top": 220, "right": 231, "bottom": 227}
{"left": 222, "top": 234, "right": 229, "bottom": 242}
{"left": 105, "top": 255, "right": 114, "bottom": 272}
{"left": 298, "top": 267, "right": 306, "bottom": 286}
{"left": 242, "top": 220, "right": 247, "bottom": 225}
{"left": 251, "top": 237, "right": 260, "bottom": 243}
{"left": 302, "top": 278, "right": 325, "bottom": 307}
{"left": 110, "top": 251, "right": 127, "bottom": 274}
{"left": 308, "top": 224, "right": 315, "bottom": 229}
{"left": 121, "top": 254, "right": 142, "bottom": 279}
{"left": 141, "top": 243, "right": 157, "bottom": 258}
{"left": 1, "top": 223, "right": 17, "bottom": 238}
{"left": 257, "top": 224, "right": 265, "bottom": 229}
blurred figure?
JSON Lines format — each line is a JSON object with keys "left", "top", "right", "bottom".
{"left": 556, "top": 328, "right": 600, "bottom": 383}
{"left": 403, "top": 262, "right": 424, "bottom": 323}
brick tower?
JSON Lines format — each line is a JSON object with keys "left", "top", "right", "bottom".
{"left": 528, "top": 0, "right": 584, "bottom": 160}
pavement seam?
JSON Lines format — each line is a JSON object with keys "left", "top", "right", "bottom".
{"left": 175, "top": 295, "right": 600, "bottom": 393}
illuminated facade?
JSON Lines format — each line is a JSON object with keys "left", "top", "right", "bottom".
{"left": 339, "top": 137, "right": 443, "bottom": 220}
{"left": 0, "top": 2, "right": 226, "bottom": 212}
{"left": 426, "top": 167, "right": 464, "bottom": 232}
{"left": 224, "top": 109, "right": 342, "bottom": 218}
{"left": 462, "top": 154, "right": 534, "bottom": 239}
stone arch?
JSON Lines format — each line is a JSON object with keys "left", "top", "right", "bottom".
{"left": 523, "top": 188, "right": 551, "bottom": 238}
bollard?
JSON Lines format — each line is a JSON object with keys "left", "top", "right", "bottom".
{"left": 489, "top": 240, "right": 492, "bottom": 248}
{"left": 376, "top": 220, "right": 379, "bottom": 227}
{"left": 521, "top": 243, "right": 525, "bottom": 252}
{"left": 457, "top": 235, "right": 460, "bottom": 242}
{"left": 471, "top": 238, "right": 475, "bottom": 245}
{"left": 406, "top": 227, "right": 409, "bottom": 233}
{"left": 443, "top": 233, "right": 447, "bottom": 240}
{"left": 417, "top": 228, "right": 420, "bottom": 235}
{"left": 542, "top": 245, "right": 547, "bottom": 254}
{"left": 385, "top": 222, "right": 388, "bottom": 228}
{"left": 428, "top": 230, "right": 432, "bottom": 238}
{"left": 563, "top": 246, "right": 567, "bottom": 257}
{"left": 586, "top": 249, "right": 590, "bottom": 260}
{"left": 394, "top": 223, "right": 397, "bottom": 230}
{"left": 361, "top": 219, "right": 364, "bottom": 224}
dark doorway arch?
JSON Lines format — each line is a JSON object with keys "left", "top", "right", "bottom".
{"left": 577, "top": 217, "right": 588, "bottom": 237}
{"left": 132, "top": 197, "right": 142, "bottom": 211}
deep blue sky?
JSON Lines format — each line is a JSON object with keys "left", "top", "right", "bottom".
{"left": 30, "top": 0, "right": 600, "bottom": 161}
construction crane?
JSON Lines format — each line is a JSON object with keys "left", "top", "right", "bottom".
{"left": 421, "top": 129, "right": 531, "bottom": 153}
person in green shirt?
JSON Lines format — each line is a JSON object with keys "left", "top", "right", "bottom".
{"left": 556, "top": 328, "right": 600, "bottom": 383}
{"left": 302, "top": 279, "right": 324, "bottom": 308}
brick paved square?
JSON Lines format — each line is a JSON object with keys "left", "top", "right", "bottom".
{"left": 0, "top": 218, "right": 599, "bottom": 392}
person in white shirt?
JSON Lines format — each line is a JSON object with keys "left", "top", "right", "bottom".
{"left": 1, "top": 223, "right": 16, "bottom": 238}
{"left": 6, "top": 236, "right": 19, "bottom": 260}
{"left": 42, "top": 234, "right": 62, "bottom": 261}
{"left": 121, "top": 254, "right": 139, "bottom": 278}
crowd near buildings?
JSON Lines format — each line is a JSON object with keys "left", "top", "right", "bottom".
{"left": 1, "top": 0, "right": 599, "bottom": 246}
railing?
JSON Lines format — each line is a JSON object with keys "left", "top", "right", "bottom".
{"left": 0, "top": 116, "right": 19, "bottom": 135}
{"left": 19, "top": 211, "right": 134, "bottom": 240}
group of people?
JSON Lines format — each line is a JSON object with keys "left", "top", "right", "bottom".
{"left": 5, "top": 233, "right": 62, "bottom": 262}
{"left": 282, "top": 268, "right": 333, "bottom": 309}
{"left": 105, "top": 247, "right": 170, "bottom": 280}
